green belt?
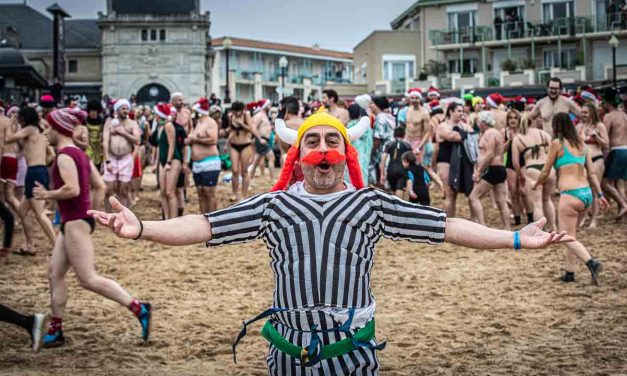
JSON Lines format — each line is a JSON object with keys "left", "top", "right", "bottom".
{"left": 260, "top": 319, "right": 377, "bottom": 364}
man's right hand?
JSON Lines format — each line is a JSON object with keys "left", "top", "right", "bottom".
{"left": 88, "top": 196, "right": 141, "bottom": 239}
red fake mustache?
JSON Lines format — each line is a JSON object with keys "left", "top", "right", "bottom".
{"left": 300, "top": 150, "right": 346, "bottom": 166}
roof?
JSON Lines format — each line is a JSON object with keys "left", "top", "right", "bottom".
{"left": 111, "top": 0, "right": 197, "bottom": 15}
{"left": 0, "top": 4, "right": 100, "bottom": 50}
{"left": 0, "top": 46, "right": 47, "bottom": 87}
{"left": 212, "top": 37, "right": 352, "bottom": 60}
{"left": 391, "top": 0, "right": 477, "bottom": 29}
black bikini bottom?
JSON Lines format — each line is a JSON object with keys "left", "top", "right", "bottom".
{"left": 231, "top": 143, "right": 252, "bottom": 153}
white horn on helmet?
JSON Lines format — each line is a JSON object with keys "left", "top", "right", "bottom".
{"left": 274, "top": 118, "right": 298, "bottom": 145}
{"left": 347, "top": 116, "right": 370, "bottom": 142}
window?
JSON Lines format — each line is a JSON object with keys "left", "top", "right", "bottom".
{"left": 150, "top": 29, "right": 157, "bottom": 41}
{"left": 543, "top": 49, "right": 576, "bottom": 69}
{"left": 493, "top": 5, "right": 525, "bottom": 39}
{"left": 160, "top": 29, "right": 166, "bottom": 41}
{"left": 141, "top": 29, "right": 147, "bottom": 41}
{"left": 542, "top": 1, "right": 575, "bottom": 22}
{"left": 68, "top": 59, "right": 78, "bottom": 74}
{"left": 448, "top": 59, "right": 479, "bottom": 74}
{"left": 448, "top": 11, "right": 476, "bottom": 43}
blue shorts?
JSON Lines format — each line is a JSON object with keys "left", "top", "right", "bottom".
{"left": 25, "top": 165, "right": 49, "bottom": 199}
{"left": 604, "top": 148, "right": 627, "bottom": 180}
{"left": 192, "top": 155, "right": 221, "bottom": 187}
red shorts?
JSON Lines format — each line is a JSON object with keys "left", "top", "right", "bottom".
{"left": 0, "top": 155, "right": 18, "bottom": 183}
{"left": 132, "top": 154, "right": 142, "bottom": 178}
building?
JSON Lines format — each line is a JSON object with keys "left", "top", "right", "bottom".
{"left": 0, "top": 2, "right": 102, "bottom": 103}
{"left": 98, "top": 0, "right": 211, "bottom": 103}
{"left": 210, "top": 37, "right": 353, "bottom": 103}
{"left": 352, "top": 30, "right": 422, "bottom": 95}
{"left": 391, "top": 0, "right": 627, "bottom": 90}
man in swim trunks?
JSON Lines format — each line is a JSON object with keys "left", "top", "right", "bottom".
{"left": 250, "top": 99, "right": 275, "bottom": 181}
{"left": 188, "top": 97, "right": 221, "bottom": 213}
{"left": 601, "top": 92, "right": 627, "bottom": 218}
{"left": 102, "top": 99, "right": 140, "bottom": 209}
{"left": 469, "top": 111, "right": 510, "bottom": 229}
{"left": 0, "top": 108, "right": 21, "bottom": 213}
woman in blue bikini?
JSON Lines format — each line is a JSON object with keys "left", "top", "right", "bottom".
{"left": 533, "top": 113, "right": 608, "bottom": 284}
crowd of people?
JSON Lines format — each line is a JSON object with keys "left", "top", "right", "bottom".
{"left": 0, "top": 78, "right": 624, "bottom": 372}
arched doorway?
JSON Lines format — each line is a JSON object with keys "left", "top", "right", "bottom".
{"left": 136, "top": 83, "right": 170, "bottom": 105}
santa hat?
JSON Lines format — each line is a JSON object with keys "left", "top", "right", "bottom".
{"left": 573, "top": 94, "right": 585, "bottom": 105}
{"left": 255, "top": 98, "right": 271, "bottom": 113}
{"left": 113, "top": 99, "right": 131, "bottom": 113}
{"left": 526, "top": 97, "right": 537, "bottom": 105}
{"left": 405, "top": 88, "right": 423, "bottom": 100}
{"left": 47, "top": 108, "right": 80, "bottom": 137}
{"left": 246, "top": 101, "right": 258, "bottom": 112}
{"left": 514, "top": 95, "right": 527, "bottom": 103}
{"left": 486, "top": 93, "right": 504, "bottom": 108}
{"left": 193, "top": 97, "right": 210, "bottom": 116}
{"left": 427, "top": 86, "right": 440, "bottom": 99}
{"left": 154, "top": 103, "right": 174, "bottom": 119}
{"left": 272, "top": 112, "right": 370, "bottom": 192}
{"left": 429, "top": 99, "right": 441, "bottom": 111}
{"left": 40, "top": 94, "right": 56, "bottom": 109}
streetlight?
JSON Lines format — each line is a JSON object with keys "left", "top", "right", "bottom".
{"left": 608, "top": 35, "right": 619, "bottom": 89}
{"left": 223, "top": 36, "right": 233, "bottom": 104}
{"left": 279, "top": 56, "right": 288, "bottom": 99}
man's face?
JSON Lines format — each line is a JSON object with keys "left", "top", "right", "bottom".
{"left": 172, "top": 96, "right": 184, "bottom": 108}
{"left": 322, "top": 94, "right": 331, "bottom": 107}
{"left": 117, "top": 105, "right": 130, "bottom": 120}
{"left": 44, "top": 127, "right": 58, "bottom": 146}
{"left": 300, "top": 125, "right": 346, "bottom": 190}
{"left": 410, "top": 96, "right": 421, "bottom": 106}
{"left": 548, "top": 82, "right": 561, "bottom": 99}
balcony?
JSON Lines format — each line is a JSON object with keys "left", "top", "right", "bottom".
{"left": 429, "top": 13, "right": 626, "bottom": 47}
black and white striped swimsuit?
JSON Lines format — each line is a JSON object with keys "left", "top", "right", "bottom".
{"left": 206, "top": 182, "right": 447, "bottom": 375}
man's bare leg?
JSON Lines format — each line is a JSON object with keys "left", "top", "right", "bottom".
{"left": 206, "top": 186, "right": 217, "bottom": 213}
{"left": 30, "top": 199, "right": 56, "bottom": 244}
{"left": 602, "top": 178, "right": 627, "bottom": 217}
{"left": 49, "top": 235, "right": 71, "bottom": 318}
{"left": 265, "top": 151, "right": 275, "bottom": 180}
{"left": 469, "top": 180, "right": 491, "bottom": 225}
{"left": 118, "top": 182, "right": 133, "bottom": 209}
{"left": 17, "top": 199, "right": 35, "bottom": 253}
{"left": 249, "top": 153, "right": 262, "bottom": 179}
{"left": 493, "top": 182, "right": 510, "bottom": 230}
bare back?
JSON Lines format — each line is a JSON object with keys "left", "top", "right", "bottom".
{"left": 478, "top": 127, "right": 505, "bottom": 167}
{"left": 492, "top": 109, "right": 508, "bottom": 130}
{"left": 604, "top": 110, "right": 627, "bottom": 148}
{"left": 329, "top": 107, "right": 349, "bottom": 125}
{"left": 22, "top": 126, "right": 48, "bottom": 166}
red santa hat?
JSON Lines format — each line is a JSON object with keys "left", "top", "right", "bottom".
{"left": 46, "top": 108, "right": 81, "bottom": 137}
{"left": 427, "top": 86, "right": 440, "bottom": 99}
{"left": 193, "top": 97, "right": 210, "bottom": 116}
{"left": 405, "top": 87, "right": 423, "bottom": 100}
{"left": 154, "top": 103, "right": 174, "bottom": 119}
{"left": 255, "top": 98, "right": 271, "bottom": 113}
{"left": 429, "top": 99, "right": 441, "bottom": 111}
{"left": 580, "top": 88, "right": 598, "bottom": 102}
{"left": 526, "top": 97, "right": 536, "bottom": 105}
{"left": 514, "top": 95, "right": 527, "bottom": 103}
{"left": 246, "top": 101, "right": 258, "bottom": 111}
{"left": 486, "top": 93, "right": 504, "bottom": 108}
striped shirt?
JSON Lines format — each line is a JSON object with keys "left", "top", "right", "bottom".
{"left": 206, "top": 183, "right": 446, "bottom": 329}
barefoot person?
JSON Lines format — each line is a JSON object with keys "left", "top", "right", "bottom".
{"left": 504, "top": 110, "right": 534, "bottom": 226}
{"left": 0, "top": 108, "right": 21, "bottom": 215}
{"left": 577, "top": 103, "right": 609, "bottom": 227}
{"left": 0, "top": 304, "right": 49, "bottom": 352}
{"left": 102, "top": 99, "right": 140, "bottom": 209}
{"left": 5, "top": 107, "right": 56, "bottom": 255}
{"left": 189, "top": 98, "right": 220, "bottom": 213}
{"left": 36, "top": 108, "right": 151, "bottom": 348}
{"left": 601, "top": 93, "right": 627, "bottom": 218}
{"left": 469, "top": 111, "right": 509, "bottom": 229}
{"left": 91, "top": 111, "right": 571, "bottom": 375}
{"left": 155, "top": 103, "right": 183, "bottom": 219}
{"left": 171, "top": 93, "right": 192, "bottom": 216}
{"left": 249, "top": 99, "right": 275, "bottom": 181}
{"left": 512, "top": 115, "right": 556, "bottom": 231}
{"left": 227, "top": 101, "right": 256, "bottom": 202}
{"left": 533, "top": 113, "right": 607, "bottom": 284}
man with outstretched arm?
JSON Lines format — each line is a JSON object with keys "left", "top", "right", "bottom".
{"left": 90, "top": 112, "right": 572, "bottom": 375}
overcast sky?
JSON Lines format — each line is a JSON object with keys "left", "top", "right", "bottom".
{"left": 17, "top": 0, "right": 416, "bottom": 51}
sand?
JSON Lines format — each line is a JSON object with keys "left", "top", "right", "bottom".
{"left": 1, "top": 172, "right": 626, "bottom": 375}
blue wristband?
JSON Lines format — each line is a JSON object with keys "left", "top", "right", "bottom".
{"left": 513, "top": 231, "right": 521, "bottom": 251}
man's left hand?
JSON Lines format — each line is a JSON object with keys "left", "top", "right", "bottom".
{"left": 519, "top": 217, "right": 574, "bottom": 249}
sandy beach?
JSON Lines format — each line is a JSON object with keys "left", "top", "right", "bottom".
{"left": 1, "top": 172, "right": 626, "bottom": 375}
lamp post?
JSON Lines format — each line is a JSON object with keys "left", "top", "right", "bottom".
{"left": 47, "top": 3, "right": 70, "bottom": 105}
{"left": 608, "top": 35, "right": 619, "bottom": 89}
{"left": 223, "top": 37, "right": 232, "bottom": 104}
{"left": 279, "top": 56, "right": 288, "bottom": 100}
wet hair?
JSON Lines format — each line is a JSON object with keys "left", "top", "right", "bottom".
{"left": 393, "top": 126, "right": 406, "bottom": 138}
{"left": 402, "top": 150, "right": 416, "bottom": 164}
{"left": 18, "top": 106, "right": 39, "bottom": 128}
{"left": 230, "top": 101, "right": 244, "bottom": 112}
{"left": 583, "top": 102, "right": 601, "bottom": 125}
{"left": 547, "top": 77, "right": 563, "bottom": 89}
{"left": 552, "top": 112, "right": 582, "bottom": 149}
{"left": 282, "top": 96, "right": 299, "bottom": 115}
{"left": 445, "top": 102, "right": 462, "bottom": 119}
{"left": 323, "top": 89, "right": 339, "bottom": 103}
